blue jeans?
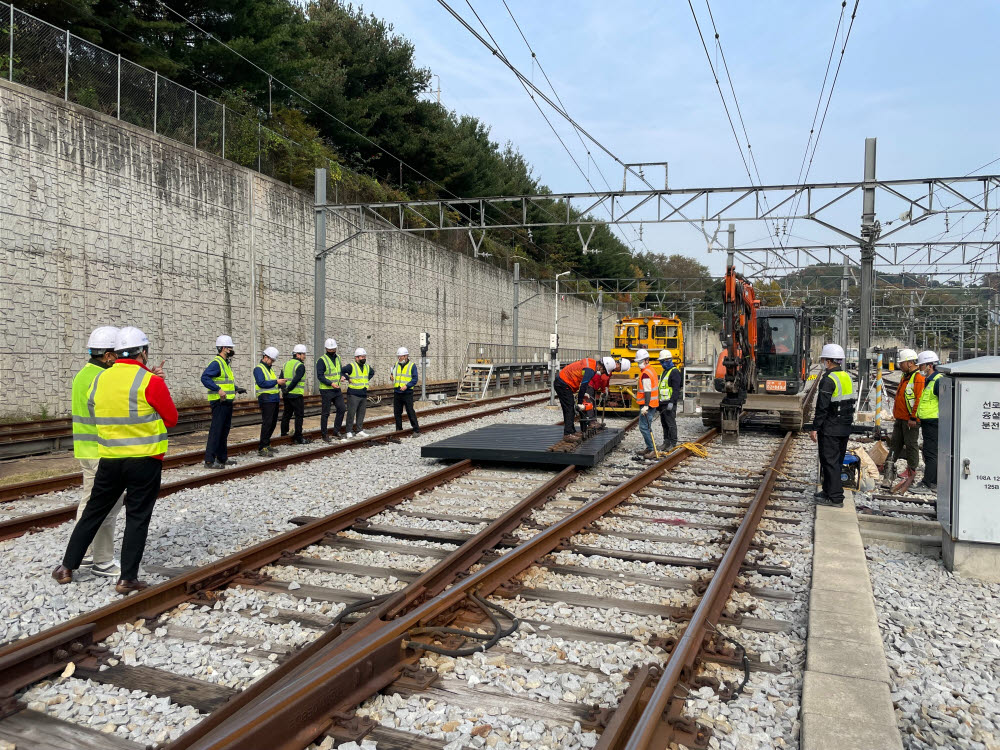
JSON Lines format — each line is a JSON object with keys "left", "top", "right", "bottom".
{"left": 638, "top": 409, "right": 656, "bottom": 451}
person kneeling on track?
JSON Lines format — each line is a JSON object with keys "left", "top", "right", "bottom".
{"left": 555, "top": 355, "right": 621, "bottom": 441}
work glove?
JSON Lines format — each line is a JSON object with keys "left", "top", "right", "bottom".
{"left": 235, "top": 387, "right": 247, "bottom": 395}
{"left": 664, "top": 402, "right": 674, "bottom": 412}
{"left": 640, "top": 406, "right": 649, "bottom": 416}
{"left": 575, "top": 404, "right": 586, "bottom": 413}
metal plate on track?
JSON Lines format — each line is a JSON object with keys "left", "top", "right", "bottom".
{"left": 421, "top": 424, "right": 625, "bottom": 467}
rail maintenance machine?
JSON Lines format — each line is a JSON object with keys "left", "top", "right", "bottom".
{"left": 603, "top": 313, "right": 685, "bottom": 414}
{"left": 699, "top": 267, "right": 814, "bottom": 440}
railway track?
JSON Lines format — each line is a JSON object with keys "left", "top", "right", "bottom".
{"left": 0, "top": 378, "right": 540, "bottom": 460}
{"left": 0, "top": 392, "right": 549, "bottom": 542}
{"left": 0, "top": 386, "right": 818, "bottom": 749}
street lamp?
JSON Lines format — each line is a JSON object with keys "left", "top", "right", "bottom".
{"left": 551, "top": 271, "right": 571, "bottom": 405}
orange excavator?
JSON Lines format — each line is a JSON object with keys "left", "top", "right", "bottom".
{"left": 711, "top": 266, "right": 760, "bottom": 439}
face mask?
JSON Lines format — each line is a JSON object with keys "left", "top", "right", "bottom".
{"left": 358, "top": 358, "right": 367, "bottom": 365}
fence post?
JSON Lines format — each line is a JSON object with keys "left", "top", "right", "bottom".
{"left": 193, "top": 93, "right": 197, "bottom": 147}
{"left": 63, "top": 29, "right": 69, "bottom": 100}
{"left": 153, "top": 71, "right": 157, "bottom": 133}
{"left": 8, "top": 4, "right": 13, "bottom": 82}
{"left": 116, "top": 54, "right": 120, "bottom": 118}
{"left": 221, "top": 105, "right": 226, "bottom": 159}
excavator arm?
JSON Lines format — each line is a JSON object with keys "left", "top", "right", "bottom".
{"left": 714, "top": 267, "right": 759, "bottom": 438}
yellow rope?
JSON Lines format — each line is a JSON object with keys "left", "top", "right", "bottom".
{"left": 679, "top": 442, "right": 709, "bottom": 458}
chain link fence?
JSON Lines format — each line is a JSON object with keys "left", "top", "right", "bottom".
{"left": 0, "top": 1, "right": 334, "bottom": 190}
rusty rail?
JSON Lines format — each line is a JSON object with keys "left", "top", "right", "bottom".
{"left": 0, "top": 390, "right": 547, "bottom": 504}
{"left": 0, "top": 394, "right": 549, "bottom": 542}
{"left": 595, "top": 430, "right": 796, "bottom": 750}
{"left": 165, "top": 427, "right": 719, "bottom": 750}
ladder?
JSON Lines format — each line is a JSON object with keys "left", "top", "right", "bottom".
{"left": 456, "top": 364, "right": 495, "bottom": 400}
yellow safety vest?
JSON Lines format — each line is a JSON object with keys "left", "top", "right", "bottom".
{"left": 206, "top": 355, "right": 235, "bottom": 402}
{"left": 916, "top": 372, "right": 941, "bottom": 420}
{"left": 71, "top": 361, "right": 106, "bottom": 459}
{"left": 829, "top": 370, "right": 855, "bottom": 403}
{"left": 282, "top": 358, "right": 305, "bottom": 396}
{"left": 658, "top": 366, "right": 678, "bottom": 400}
{"left": 254, "top": 362, "right": 280, "bottom": 398}
{"left": 319, "top": 354, "right": 341, "bottom": 390}
{"left": 87, "top": 363, "right": 168, "bottom": 458}
{"left": 903, "top": 372, "right": 918, "bottom": 412}
{"left": 349, "top": 362, "right": 372, "bottom": 390}
{"left": 393, "top": 361, "right": 415, "bottom": 389}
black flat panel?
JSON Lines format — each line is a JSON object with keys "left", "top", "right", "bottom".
{"left": 420, "top": 424, "right": 626, "bottom": 467}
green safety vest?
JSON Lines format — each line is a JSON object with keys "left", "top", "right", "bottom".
{"left": 254, "top": 362, "right": 280, "bottom": 398}
{"left": 87, "top": 363, "right": 168, "bottom": 458}
{"left": 828, "top": 369, "right": 855, "bottom": 411}
{"left": 658, "top": 366, "right": 678, "bottom": 400}
{"left": 206, "top": 355, "right": 235, "bottom": 402}
{"left": 393, "top": 360, "right": 415, "bottom": 389}
{"left": 282, "top": 358, "right": 305, "bottom": 396}
{"left": 903, "top": 372, "right": 918, "bottom": 412}
{"left": 349, "top": 362, "right": 372, "bottom": 390}
{"left": 71, "top": 361, "right": 105, "bottom": 459}
{"left": 916, "top": 371, "right": 941, "bottom": 420}
{"left": 319, "top": 354, "right": 341, "bottom": 389}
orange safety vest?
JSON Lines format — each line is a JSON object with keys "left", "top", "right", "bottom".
{"left": 636, "top": 365, "right": 660, "bottom": 408}
{"left": 558, "top": 358, "right": 597, "bottom": 391}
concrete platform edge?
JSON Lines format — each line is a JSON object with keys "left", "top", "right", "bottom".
{"left": 801, "top": 491, "right": 904, "bottom": 750}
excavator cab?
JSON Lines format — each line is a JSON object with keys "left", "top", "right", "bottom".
{"left": 756, "top": 307, "right": 811, "bottom": 395}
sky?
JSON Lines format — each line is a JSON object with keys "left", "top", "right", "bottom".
{"left": 357, "top": 0, "right": 1000, "bottom": 277}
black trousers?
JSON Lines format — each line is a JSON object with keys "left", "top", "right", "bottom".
{"left": 921, "top": 419, "right": 939, "bottom": 485}
{"left": 554, "top": 379, "right": 577, "bottom": 435}
{"left": 205, "top": 400, "right": 233, "bottom": 464}
{"left": 659, "top": 403, "right": 678, "bottom": 447}
{"left": 281, "top": 393, "right": 304, "bottom": 440}
{"left": 818, "top": 432, "right": 850, "bottom": 504}
{"left": 63, "top": 457, "right": 162, "bottom": 580}
{"left": 394, "top": 390, "right": 419, "bottom": 430}
{"left": 259, "top": 399, "right": 279, "bottom": 449}
{"left": 321, "top": 389, "right": 346, "bottom": 437}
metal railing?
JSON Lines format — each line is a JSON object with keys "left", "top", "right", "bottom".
{"left": 0, "top": 1, "right": 329, "bottom": 183}
{"left": 460, "top": 343, "right": 601, "bottom": 374}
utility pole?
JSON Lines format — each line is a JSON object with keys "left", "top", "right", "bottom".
{"left": 859, "top": 137, "right": 878, "bottom": 400}
{"left": 597, "top": 290, "right": 603, "bottom": 351}
{"left": 838, "top": 255, "right": 849, "bottom": 350}
{"left": 959, "top": 314, "right": 965, "bottom": 360}
{"left": 551, "top": 271, "right": 570, "bottom": 405}
{"left": 314, "top": 168, "right": 326, "bottom": 393}
{"left": 512, "top": 262, "right": 520, "bottom": 353}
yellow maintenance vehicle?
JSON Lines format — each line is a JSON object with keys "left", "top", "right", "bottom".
{"left": 604, "top": 313, "right": 684, "bottom": 414}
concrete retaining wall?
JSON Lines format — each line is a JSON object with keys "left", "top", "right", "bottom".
{"left": 0, "top": 79, "right": 599, "bottom": 417}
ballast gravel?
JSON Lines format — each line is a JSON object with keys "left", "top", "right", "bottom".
{"left": 866, "top": 544, "right": 1000, "bottom": 750}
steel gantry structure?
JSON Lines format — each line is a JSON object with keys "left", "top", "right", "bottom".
{"left": 315, "top": 138, "right": 1000, "bottom": 396}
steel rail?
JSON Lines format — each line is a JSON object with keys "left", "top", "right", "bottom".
{"left": 597, "top": 430, "right": 795, "bottom": 750}
{"left": 166, "top": 428, "right": 720, "bottom": 750}
{"left": 0, "top": 390, "right": 547, "bottom": 504}
{"left": 0, "top": 394, "right": 549, "bottom": 542}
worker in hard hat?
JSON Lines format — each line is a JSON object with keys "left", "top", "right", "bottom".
{"left": 886, "top": 348, "right": 924, "bottom": 491}
{"left": 280, "top": 344, "right": 311, "bottom": 444}
{"left": 392, "top": 347, "right": 421, "bottom": 435}
{"left": 253, "top": 346, "right": 286, "bottom": 456}
{"left": 70, "top": 326, "right": 125, "bottom": 578}
{"left": 810, "top": 344, "right": 856, "bottom": 506}
{"left": 317, "top": 338, "right": 346, "bottom": 443}
{"left": 201, "top": 335, "right": 246, "bottom": 469}
{"left": 340, "top": 348, "right": 374, "bottom": 438}
{"left": 574, "top": 356, "right": 620, "bottom": 432}
{"left": 634, "top": 349, "right": 660, "bottom": 459}
{"left": 657, "top": 351, "right": 683, "bottom": 451}
{"left": 916, "top": 350, "right": 942, "bottom": 491}
{"left": 555, "top": 356, "right": 620, "bottom": 441}
{"left": 54, "top": 327, "right": 178, "bottom": 594}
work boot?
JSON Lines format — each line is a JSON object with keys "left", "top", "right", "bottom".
{"left": 52, "top": 565, "right": 72, "bottom": 584}
{"left": 813, "top": 490, "right": 829, "bottom": 502}
{"left": 565, "top": 433, "right": 583, "bottom": 443}
{"left": 893, "top": 468, "right": 917, "bottom": 494}
{"left": 115, "top": 579, "right": 148, "bottom": 595}
{"left": 322, "top": 435, "right": 333, "bottom": 444}
{"left": 815, "top": 495, "right": 843, "bottom": 507}
{"left": 642, "top": 450, "right": 658, "bottom": 461}
{"left": 205, "top": 461, "right": 225, "bottom": 470}
{"left": 258, "top": 448, "right": 270, "bottom": 457}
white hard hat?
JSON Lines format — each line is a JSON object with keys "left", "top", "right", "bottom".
{"left": 635, "top": 349, "right": 650, "bottom": 362}
{"left": 325, "top": 338, "right": 337, "bottom": 350}
{"left": 263, "top": 346, "right": 279, "bottom": 360}
{"left": 116, "top": 326, "right": 149, "bottom": 353}
{"left": 397, "top": 347, "right": 409, "bottom": 356}
{"left": 355, "top": 347, "right": 367, "bottom": 357}
{"left": 216, "top": 335, "right": 234, "bottom": 349}
{"left": 917, "top": 350, "right": 939, "bottom": 365}
{"left": 898, "top": 348, "right": 918, "bottom": 363}
{"left": 293, "top": 344, "right": 307, "bottom": 354}
{"left": 618, "top": 358, "right": 631, "bottom": 372}
{"left": 601, "top": 356, "right": 616, "bottom": 372}
{"left": 820, "top": 343, "right": 845, "bottom": 360}
{"left": 87, "top": 326, "right": 119, "bottom": 350}
{"left": 657, "top": 349, "right": 673, "bottom": 361}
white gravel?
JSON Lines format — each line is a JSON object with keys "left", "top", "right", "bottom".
{"left": 866, "top": 544, "right": 1000, "bottom": 750}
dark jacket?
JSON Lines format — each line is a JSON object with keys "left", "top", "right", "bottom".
{"left": 813, "top": 365, "right": 855, "bottom": 437}
{"left": 663, "top": 365, "right": 683, "bottom": 405}
{"left": 316, "top": 354, "right": 342, "bottom": 388}
{"left": 253, "top": 361, "right": 281, "bottom": 403}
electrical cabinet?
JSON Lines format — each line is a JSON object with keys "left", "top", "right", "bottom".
{"left": 938, "top": 357, "right": 1000, "bottom": 543}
